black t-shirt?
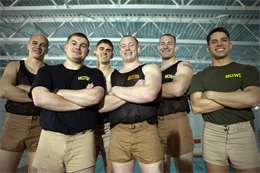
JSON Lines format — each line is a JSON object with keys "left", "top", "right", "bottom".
{"left": 28, "top": 64, "right": 106, "bottom": 134}
{"left": 157, "top": 61, "right": 190, "bottom": 116}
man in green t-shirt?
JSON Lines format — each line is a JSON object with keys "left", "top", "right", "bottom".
{"left": 188, "top": 27, "right": 260, "bottom": 172}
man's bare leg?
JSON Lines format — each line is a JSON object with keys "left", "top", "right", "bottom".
{"left": 205, "top": 161, "right": 229, "bottom": 173}
{"left": 174, "top": 151, "right": 193, "bottom": 173}
{"left": 0, "top": 149, "right": 23, "bottom": 172}
{"left": 27, "top": 151, "right": 37, "bottom": 173}
{"left": 162, "top": 153, "right": 171, "bottom": 173}
{"left": 112, "top": 159, "right": 135, "bottom": 173}
{"left": 100, "top": 149, "right": 113, "bottom": 173}
{"left": 138, "top": 160, "right": 164, "bottom": 173}
{"left": 233, "top": 167, "right": 260, "bottom": 173}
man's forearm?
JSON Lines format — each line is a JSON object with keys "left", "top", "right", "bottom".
{"left": 112, "top": 85, "right": 158, "bottom": 104}
{"left": 57, "top": 87, "right": 104, "bottom": 107}
{"left": 32, "top": 87, "right": 84, "bottom": 111}
{"left": 190, "top": 92, "right": 224, "bottom": 114}
{"left": 0, "top": 85, "right": 32, "bottom": 102}
{"left": 99, "top": 95, "right": 126, "bottom": 113}
{"left": 206, "top": 88, "right": 259, "bottom": 109}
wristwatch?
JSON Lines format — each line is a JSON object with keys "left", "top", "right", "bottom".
{"left": 52, "top": 88, "right": 59, "bottom": 94}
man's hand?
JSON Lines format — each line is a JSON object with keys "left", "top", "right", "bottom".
{"left": 16, "top": 84, "right": 31, "bottom": 93}
{"left": 134, "top": 79, "right": 145, "bottom": 86}
{"left": 86, "top": 83, "right": 94, "bottom": 89}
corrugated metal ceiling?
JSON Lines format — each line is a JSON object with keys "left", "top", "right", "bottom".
{"left": 0, "top": 0, "right": 259, "bottom": 74}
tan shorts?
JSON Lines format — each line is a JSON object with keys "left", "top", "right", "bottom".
{"left": 107, "top": 121, "right": 164, "bottom": 164}
{"left": 203, "top": 121, "right": 260, "bottom": 169}
{"left": 95, "top": 122, "right": 111, "bottom": 153}
{"left": 0, "top": 113, "right": 41, "bottom": 152}
{"left": 157, "top": 112, "right": 194, "bottom": 157}
{"left": 32, "top": 129, "right": 95, "bottom": 173}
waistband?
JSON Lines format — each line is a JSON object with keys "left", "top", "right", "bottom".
{"left": 157, "top": 112, "right": 187, "bottom": 121}
{"left": 8, "top": 113, "right": 39, "bottom": 120}
{"left": 116, "top": 121, "right": 151, "bottom": 130}
{"left": 205, "top": 121, "right": 251, "bottom": 131}
{"left": 69, "top": 129, "right": 93, "bottom": 135}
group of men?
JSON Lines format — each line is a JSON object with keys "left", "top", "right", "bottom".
{"left": 0, "top": 27, "right": 259, "bottom": 173}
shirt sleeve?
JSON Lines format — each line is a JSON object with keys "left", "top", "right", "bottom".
{"left": 89, "top": 69, "right": 106, "bottom": 90}
{"left": 28, "top": 66, "right": 53, "bottom": 99}
{"left": 241, "top": 65, "right": 260, "bottom": 89}
{"left": 187, "top": 72, "right": 204, "bottom": 100}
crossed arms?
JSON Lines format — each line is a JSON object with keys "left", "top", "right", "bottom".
{"left": 0, "top": 61, "right": 32, "bottom": 102}
{"left": 32, "top": 84, "right": 105, "bottom": 112}
{"left": 99, "top": 64, "right": 162, "bottom": 113}
{"left": 190, "top": 86, "right": 260, "bottom": 115}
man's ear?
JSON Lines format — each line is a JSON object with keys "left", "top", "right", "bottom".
{"left": 175, "top": 45, "right": 178, "bottom": 52}
{"left": 64, "top": 44, "right": 68, "bottom": 52}
{"left": 93, "top": 50, "right": 97, "bottom": 57}
{"left": 206, "top": 46, "right": 210, "bottom": 53}
{"left": 110, "top": 53, "right": 114, "bottom": 60}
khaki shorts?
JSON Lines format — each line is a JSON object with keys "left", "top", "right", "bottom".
{"left": 107, "top": 121, "right": 164, "bottom": 164}
{"left": 157, "top": 112, "right": 194, "bottom": 157}
{"left": 95, "top": 122, "right": 111, "bottom": 153}
{"left": 0, "top": 113, "right": 41, "bottom": 152}
{"left": 32, "top": 129, "right": 95, "bottom": 173}
{"left": 203, "top": 121, "right": 260, "bottom": 169}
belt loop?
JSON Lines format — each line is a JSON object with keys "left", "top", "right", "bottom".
{"left": 161, "top": 116, "right": 164, "bottom": 121}
{"left": 130, "top": 124, "right": 135, "bottom": 129}
{"left": 141, "top": 122, "right": 148, "bottom": 131}
{"left": 224, "top": 125, "right": 229, "bottom": 131}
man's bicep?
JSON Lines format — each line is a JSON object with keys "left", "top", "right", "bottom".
{"left": 1, "top": 62, "right": 19, "bottom": 86}
{"left": 143, "top": 64, "right": 161, "bottom": 88}
{"left": 175, "top": 62, "right": 194, "bottom": 81}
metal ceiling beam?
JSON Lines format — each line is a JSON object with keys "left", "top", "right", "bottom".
{"left": 0, "top": 56, "right": 258, "bottom": 67}
{"left": 1, "top": 16, "right": 258, "bottom": 25}
{"left": 0, "top": 38, "right": 258, "bottom": 47}
{"left": 1, "top": 5, "right": 259, "bottom": 16}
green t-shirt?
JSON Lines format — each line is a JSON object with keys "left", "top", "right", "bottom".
{"left": 187, "top": 62, "right": 260, "bottom": 125}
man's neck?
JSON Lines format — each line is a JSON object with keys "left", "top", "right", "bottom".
{"left": 25, "top": 56, "right": 45, "bottom": 74}
{"left": 120, "top": 60, "right": 142, "bottom": 73}
{"left": 63, "top": 60, "right": 83, "bottom": 70}
{"left": 161, "top": 57, "right": 178, "bottom": 71}
{"left": 211, "top": 56, "right": 232, "bottom": 67}
{"left": 97, "top": 63, "right": 114, "bottom": 76}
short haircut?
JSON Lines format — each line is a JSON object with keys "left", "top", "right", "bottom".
{"left": 29, "top": 34, "right": 49, "bottom": 47}
{"left": 67, "top": 33, "right": 89, "bottom": 48}
{"left": 159, "top": 34, "right": 176, "bottom": 44}
{"left": 120, "top": 35, "right": 139, "bottom": 46}
{"left": 96, "top": 39, "right": 114, "bottom": 52}
{"left": 206, "top": 27, "right": 230, "bottom": 45}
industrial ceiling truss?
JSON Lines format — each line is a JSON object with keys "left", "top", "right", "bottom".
{"left": 0, "top": 0, "right": 259, "bottom": 72}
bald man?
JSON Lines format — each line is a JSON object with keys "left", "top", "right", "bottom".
{"left": 0, "top": 34, "right": 49, "bottom": 172}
